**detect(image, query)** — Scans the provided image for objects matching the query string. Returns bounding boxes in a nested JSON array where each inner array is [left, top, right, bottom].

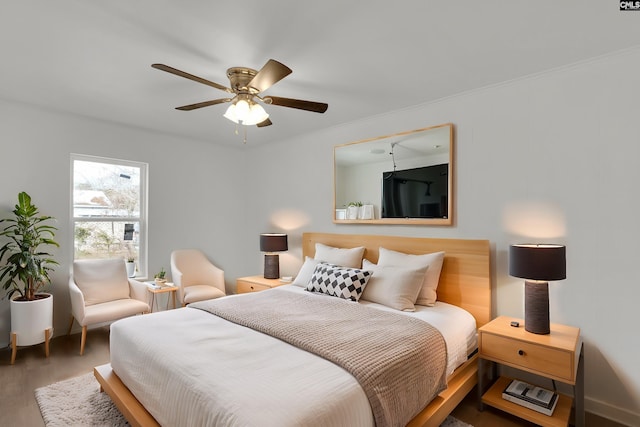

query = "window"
[[71, 154, 148, 277]]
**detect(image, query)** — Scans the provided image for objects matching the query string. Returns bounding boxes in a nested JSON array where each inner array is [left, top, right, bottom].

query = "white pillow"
[[306, 263, 372, 302], [314, 243, 365, 268], [292, 256, 321, 287], [360, 259, 427, 311], [377, 247, 445, 306]]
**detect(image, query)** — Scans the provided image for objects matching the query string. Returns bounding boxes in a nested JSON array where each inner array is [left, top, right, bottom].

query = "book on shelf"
[[502, 379, 559, 416]]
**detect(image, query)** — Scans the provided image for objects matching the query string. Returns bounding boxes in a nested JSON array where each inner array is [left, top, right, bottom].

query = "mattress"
[[109, 285, 477, 427]]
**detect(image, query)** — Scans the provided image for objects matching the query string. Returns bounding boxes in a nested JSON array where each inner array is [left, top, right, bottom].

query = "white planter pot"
[[11, 293, 54, 346], [126, 262, 136, 277], [347, 206, 359, 220], [358, 204, 374, 220]]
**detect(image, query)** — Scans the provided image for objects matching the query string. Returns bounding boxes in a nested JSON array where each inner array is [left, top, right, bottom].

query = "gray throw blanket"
[[191, 289, 447, 427]]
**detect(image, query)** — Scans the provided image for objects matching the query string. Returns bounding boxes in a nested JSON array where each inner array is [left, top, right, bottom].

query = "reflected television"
[[381, 164, 448, 219]]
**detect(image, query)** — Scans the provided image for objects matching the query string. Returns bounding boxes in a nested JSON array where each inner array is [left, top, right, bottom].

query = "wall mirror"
[[334, 123, 453, 225]]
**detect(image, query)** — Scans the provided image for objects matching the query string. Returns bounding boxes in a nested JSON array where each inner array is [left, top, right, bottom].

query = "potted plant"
[[125, 256, 136, 278], [154, 267, 167, 286], [0, 192, 59, 362], [347, 201, 362, 220]]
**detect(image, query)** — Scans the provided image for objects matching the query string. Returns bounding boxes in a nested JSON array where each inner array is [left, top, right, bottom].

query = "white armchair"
[[170, 249, 226, 306], [68, 258, 150, 355]]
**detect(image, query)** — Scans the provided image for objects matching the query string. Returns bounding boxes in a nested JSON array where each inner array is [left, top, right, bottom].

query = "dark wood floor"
[[0, 327, 622, 427]]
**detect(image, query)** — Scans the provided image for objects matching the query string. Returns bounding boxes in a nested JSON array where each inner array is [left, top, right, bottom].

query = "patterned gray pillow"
[[306, 263, 372, 301]]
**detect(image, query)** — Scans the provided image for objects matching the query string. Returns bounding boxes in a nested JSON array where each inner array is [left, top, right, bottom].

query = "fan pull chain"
[[231, 124, 248, 144]]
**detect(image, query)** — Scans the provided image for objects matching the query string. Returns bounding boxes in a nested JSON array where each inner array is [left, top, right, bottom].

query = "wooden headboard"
[[302, 232, 492, 328]]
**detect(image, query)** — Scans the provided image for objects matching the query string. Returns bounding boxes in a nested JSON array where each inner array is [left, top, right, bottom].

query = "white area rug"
[[35, 373, 128, 426], [36, 373, 473, 427]]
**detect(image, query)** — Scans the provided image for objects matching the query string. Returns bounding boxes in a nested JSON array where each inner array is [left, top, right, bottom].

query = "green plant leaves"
[[0, 191, 59, 300]]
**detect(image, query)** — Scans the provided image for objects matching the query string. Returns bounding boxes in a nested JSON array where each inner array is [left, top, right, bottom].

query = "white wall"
[[0, 101, 253, 349], [244, 48, 640, 425]]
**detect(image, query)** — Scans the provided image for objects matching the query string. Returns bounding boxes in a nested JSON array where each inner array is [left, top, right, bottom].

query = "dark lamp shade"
[[509, 244, 566, 281], [260, 233, 288, 253]]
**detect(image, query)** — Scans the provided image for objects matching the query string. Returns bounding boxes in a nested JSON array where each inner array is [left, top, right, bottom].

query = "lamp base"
[[524, 280, 550, 334], [264, 254, 280, 279]]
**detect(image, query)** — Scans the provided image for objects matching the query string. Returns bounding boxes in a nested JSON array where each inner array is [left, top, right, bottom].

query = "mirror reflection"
[[334, 123, 453, 225]]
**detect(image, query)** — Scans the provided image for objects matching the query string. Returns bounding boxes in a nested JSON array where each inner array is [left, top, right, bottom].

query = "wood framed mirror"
[[334, 123, 454, 225]]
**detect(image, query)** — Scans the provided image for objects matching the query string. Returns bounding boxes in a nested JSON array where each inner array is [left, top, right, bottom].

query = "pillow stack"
[[291, 243, 445, 310]]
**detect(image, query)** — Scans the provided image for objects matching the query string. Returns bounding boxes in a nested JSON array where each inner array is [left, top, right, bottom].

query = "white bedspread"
[[109, 285, 477, 427]]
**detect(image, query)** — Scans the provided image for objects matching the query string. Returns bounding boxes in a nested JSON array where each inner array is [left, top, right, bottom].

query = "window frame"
[[70, 153, 149, 278]]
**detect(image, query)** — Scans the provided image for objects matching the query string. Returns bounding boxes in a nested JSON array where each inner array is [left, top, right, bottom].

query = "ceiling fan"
[[151, 59, 328, 127]]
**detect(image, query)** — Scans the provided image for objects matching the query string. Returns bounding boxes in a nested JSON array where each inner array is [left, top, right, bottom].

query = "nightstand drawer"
[[481, 333, 573, 381], [236, 276, 285, 294], [237, 281, 271, 293]]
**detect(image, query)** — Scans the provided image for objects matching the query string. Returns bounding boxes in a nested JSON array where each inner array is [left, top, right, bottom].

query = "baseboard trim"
[[586, 396, 640, 427]]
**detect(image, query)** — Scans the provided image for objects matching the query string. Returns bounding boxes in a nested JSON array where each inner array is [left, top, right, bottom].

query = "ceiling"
[[2, 1, 639, 147]]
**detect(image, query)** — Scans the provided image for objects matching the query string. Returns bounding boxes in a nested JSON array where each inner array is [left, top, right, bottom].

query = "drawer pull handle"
[[250, 286, 255, 290], [518, 349, 525, 356]]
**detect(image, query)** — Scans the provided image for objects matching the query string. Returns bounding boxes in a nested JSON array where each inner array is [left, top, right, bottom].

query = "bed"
[[95, 232, 491, 427]]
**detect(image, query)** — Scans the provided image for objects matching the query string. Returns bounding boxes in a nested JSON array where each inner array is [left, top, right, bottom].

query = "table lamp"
[[509, 244, 566, 334], [260, 233, 288, 279]]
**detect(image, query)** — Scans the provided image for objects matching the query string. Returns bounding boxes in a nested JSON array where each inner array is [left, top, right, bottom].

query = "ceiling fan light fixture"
[[223, 103, 238, 122], [223, 98, 269, 126], [235, 99, 250, 117], [153, 59, 327, 129], [247, 103, 269, 125]]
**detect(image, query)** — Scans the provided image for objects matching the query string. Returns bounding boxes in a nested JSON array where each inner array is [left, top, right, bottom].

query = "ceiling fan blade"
[[265, 96, 328, 113], [175, 98, 232, 111], [256, 118, 272, 127], [248, 59, 292, 93], [152, 64, 231, 93]]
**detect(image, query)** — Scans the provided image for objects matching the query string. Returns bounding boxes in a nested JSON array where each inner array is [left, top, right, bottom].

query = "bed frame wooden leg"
[[10, 332, 17, 365], [80, 325, 87, 355]]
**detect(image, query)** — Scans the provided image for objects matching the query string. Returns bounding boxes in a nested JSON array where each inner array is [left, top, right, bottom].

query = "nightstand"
[[236, 275, 287, 294], [146, 282, 178, 312], [478, 316, 584, 427]]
